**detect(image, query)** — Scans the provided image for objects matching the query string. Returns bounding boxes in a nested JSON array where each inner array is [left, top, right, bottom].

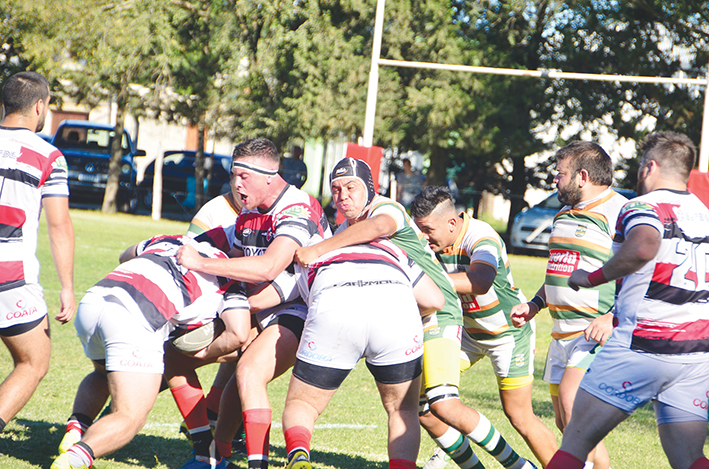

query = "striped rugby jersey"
[[234, 184, 330, 257], [438, 212, 528, 341], [89, 235, 248, 332], [187, 194, 241, 258], [188, 194, 240, 237], [0, 126, 69, 292], [544, 188, 627, 339], [612, 189, 709, 362], [295, 238, 423, 304], [337, 195, 462, 328]]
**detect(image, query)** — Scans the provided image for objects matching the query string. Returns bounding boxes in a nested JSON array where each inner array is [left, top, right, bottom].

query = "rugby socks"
[[468, 414, 528, 469], [60, 413, 93, 453], [546, 450, 584, 469], [205, 385, 224, 427], [66, 413, 92, 433], [66, 442, 95, 468], [216, 439, 232, 460], [171, 381, 214, 459], [390, 459, 417, 469], [284, 425, 311, 460], [690, 457, 709, 469], [244, 408, 272, 469], [434, 427, 484, 469]]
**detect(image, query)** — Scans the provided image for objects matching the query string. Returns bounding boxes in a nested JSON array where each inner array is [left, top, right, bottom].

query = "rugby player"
[[512, 141, 627, 469], [176, 138, 331, 469], [0, 72, 75, 433], [546, 132, 709, 469], [295, 158, 537, 469], [411, 186, 557, 468], [52, 235, 251, 469], [282, 238, 444, 469]]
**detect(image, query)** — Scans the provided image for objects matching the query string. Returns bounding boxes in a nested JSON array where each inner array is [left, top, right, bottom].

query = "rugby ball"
[[170, 319, 225, 353]]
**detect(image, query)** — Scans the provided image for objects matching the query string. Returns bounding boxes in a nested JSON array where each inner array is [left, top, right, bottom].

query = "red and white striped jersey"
[[234, 185, 330, 257], [295, 238, 424, 305], [0, 126, 69, 292], [613, 189, 709, 362], [88, 235, 248, 332]]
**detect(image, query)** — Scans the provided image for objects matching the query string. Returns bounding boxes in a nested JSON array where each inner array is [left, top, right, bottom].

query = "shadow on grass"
[[228, 444, 391, 469], [0, 418, 192, 469]]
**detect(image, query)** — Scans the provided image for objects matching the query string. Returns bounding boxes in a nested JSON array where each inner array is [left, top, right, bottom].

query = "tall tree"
[[23, 0, 180, 213]]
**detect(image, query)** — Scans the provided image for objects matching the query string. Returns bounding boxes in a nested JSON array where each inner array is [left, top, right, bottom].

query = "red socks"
[[546, 450, 584, 469], [284, 426, 311, 455], [389, 459, 416, 469], [690, 457, 709, 469], [205, 385, 224, 421], [171, 381, 209, 431], [243, 408, 272, 467]]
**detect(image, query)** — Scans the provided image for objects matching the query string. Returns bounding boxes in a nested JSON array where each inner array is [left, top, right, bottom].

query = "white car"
[[509, 188, 635, 255]]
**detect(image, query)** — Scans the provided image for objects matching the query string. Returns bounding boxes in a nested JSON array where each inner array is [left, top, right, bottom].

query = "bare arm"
[[43, 197, 75, 324], [119, 242, 140, 264], [568, 224, 661, 291], [449, 262, 496, 295], [413, 273, 445, 316], [246, 283, 285, 313], [193, 307, 251, 360], [295, 213, 397, 266], [176, 235, 299, 283]]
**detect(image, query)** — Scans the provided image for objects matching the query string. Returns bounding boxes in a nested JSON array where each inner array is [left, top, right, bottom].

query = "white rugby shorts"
[[0, 283, 47, 329], [75, 292, 167, 374], [297, 281, 423, 370], [580, 339, 709, 420], [543, 334, 600, 385]]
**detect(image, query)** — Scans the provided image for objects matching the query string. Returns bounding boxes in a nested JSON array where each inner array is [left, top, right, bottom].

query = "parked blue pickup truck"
[[52, 120, 146, 212]]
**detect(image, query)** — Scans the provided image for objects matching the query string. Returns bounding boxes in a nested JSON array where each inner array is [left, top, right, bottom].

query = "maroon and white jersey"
[[88, 235, 248, 332], [234, 185, 330, 257], [612, 189, 709, 362], [295, 238, 424, 305], [0, 126, 69, 292]]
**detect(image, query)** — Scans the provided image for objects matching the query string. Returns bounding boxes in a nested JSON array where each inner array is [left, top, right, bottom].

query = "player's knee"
[[503, 407, 531, 433]]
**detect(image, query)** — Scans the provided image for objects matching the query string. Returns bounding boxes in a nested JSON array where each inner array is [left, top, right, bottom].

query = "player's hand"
[[54, 287, 76, 324], [294, 245, 318, 267], [176, 244, 201, 270], [568, 269, 592, 291], [584, 312, 614, 345], [511, 302, 536, 328]]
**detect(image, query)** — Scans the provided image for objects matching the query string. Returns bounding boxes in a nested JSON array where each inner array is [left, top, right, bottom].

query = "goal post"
[[363, 0, 709, 171]]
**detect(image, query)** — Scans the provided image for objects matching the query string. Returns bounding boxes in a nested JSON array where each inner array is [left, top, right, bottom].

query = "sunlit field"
[[0, 210, 701, 468]]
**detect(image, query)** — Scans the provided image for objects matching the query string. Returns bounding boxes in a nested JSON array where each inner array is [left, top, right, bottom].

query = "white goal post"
[[363, 0, 709, 172]]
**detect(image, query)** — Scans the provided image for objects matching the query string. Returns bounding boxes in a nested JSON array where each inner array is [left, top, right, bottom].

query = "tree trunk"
[[102, 100, 127, 214], [426, 147, 448, 186], [505, 154, 528, 235], [194, 120, 207, 210]]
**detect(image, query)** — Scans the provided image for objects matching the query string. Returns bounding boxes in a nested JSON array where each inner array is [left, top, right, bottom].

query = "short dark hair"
[[555, 141, 613, 186], [640, 131, 695, 182], [232, 138, 279, 164], [2, 71, 50, 116], [410, 186, 455, 218]]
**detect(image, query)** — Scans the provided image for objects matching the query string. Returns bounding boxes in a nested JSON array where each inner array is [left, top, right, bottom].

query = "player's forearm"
[[598, 226, 660, 282], [47, 216, 75, 293], [313, 218, 394, 259], [451, 272, 493, 295], [192, 256, 285, 283]]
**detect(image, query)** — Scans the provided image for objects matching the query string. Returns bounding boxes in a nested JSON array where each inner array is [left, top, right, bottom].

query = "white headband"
[[232, 160, 279, 176]]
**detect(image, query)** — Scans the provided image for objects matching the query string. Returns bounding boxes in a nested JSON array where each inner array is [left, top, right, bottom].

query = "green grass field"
[[0, 210, 702, 468]]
